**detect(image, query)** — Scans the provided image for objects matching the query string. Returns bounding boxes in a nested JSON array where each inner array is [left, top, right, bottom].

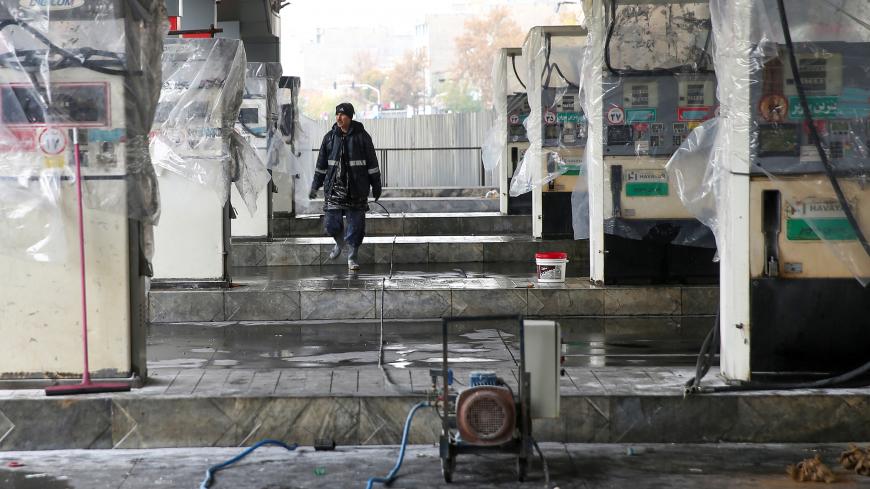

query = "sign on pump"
[[21, 0, 86, 10]]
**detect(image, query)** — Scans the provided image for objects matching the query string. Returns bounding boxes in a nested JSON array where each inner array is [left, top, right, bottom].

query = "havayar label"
[[786, 198, 858, 241], [787, 198, 854, 219], [625, 169, 668, 197]]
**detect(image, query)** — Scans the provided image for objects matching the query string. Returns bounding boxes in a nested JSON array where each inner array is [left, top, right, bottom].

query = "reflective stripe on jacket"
[[311, 120, 381, 210]]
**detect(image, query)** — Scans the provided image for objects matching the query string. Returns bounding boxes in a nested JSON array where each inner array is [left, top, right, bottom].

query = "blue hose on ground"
[[365, 401, 432, 489], [199, 439, 298, 489]]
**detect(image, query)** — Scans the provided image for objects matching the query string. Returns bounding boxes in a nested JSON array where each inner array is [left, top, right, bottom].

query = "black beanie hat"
[[335, 102, 355, 118]]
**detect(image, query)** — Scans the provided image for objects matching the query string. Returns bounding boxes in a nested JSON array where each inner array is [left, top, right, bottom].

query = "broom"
[[45, 128, 131, 396]]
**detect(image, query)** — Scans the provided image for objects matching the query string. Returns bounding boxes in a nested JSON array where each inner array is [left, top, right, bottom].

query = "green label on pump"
[[626, 108, 657, 123], [626, 182, 668, 196], [786, 218, 857, 241], [562, 164, 584, 176], [788, 96, 840, 120], [557, 112, 585, 123]]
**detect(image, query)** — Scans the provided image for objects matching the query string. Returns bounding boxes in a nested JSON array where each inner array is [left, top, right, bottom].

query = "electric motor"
[[456, 385, 516, 446]]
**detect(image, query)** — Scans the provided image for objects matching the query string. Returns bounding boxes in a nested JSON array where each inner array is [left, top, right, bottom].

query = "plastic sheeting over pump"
[[580, 0, 717, 248], [512, 26, 588, 239], [231, 62, 284, 228], [511, 27, 586, 197], [272, 75, 313, 214], [150, 38, 270, 215], [0, 0, 166, 262], [669, 0, 870, 285], [484, 47, 528, 215], [483, 48, 529, 172], [237, 62, 284, 171]]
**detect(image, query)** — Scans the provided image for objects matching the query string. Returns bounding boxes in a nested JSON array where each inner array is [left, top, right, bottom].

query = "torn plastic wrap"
[[229, 129, 270, 216], [581, 0, 717, 247], [666, 117, 722, 251], [272, 75, 301, 213], [151, 38, 269, 215], [0, 0, 166, 262], [510, 27, 586, 198], [276, 76, 301, 163], [510, 26, 588, 239], [486, 48, 528, 215], [239, 62, 282, 168], [231, 61, 282, 219], [705, 0, 870, 285], [482, 48, 511, 172], [289, 115, 317, 214]]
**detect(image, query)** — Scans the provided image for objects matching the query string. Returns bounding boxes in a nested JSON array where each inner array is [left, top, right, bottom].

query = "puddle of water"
[[461, 329, 515, 340], [150, 321, 699, 370], [259, 352, 293, 359], [451, 348, 490, 354], [281, 351, 379, 364], [0, 470, 72, 489], [148, 358, 208, 368], [422, 357, 499, 363], [211, 359, 239, 366]]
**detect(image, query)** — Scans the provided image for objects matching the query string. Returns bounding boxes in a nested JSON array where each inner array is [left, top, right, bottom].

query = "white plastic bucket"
[[535, 252, 568, 283]]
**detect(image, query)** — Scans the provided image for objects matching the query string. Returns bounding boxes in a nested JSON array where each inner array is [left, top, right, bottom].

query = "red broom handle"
[[72, 128, 91, 385]]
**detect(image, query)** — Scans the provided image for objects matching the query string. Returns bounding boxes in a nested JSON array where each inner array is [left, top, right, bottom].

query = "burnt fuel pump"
[[495, 47, 533, 216], [601, 72, 719, 283], [672, 0, 870, 383], [746, 40, 870, 374], [594, 0, 718, 284], [0, 0, 162, 381], [739, 8, 870, 376], [231, 62, 282, 239], [515, 26, 588, 239], [150, 38, 249, 286], [272, 75, 301, 216]]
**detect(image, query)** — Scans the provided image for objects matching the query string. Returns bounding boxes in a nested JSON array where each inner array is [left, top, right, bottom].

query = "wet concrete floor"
[[2, 443, 869, 488], [148, 319, 709, 371]]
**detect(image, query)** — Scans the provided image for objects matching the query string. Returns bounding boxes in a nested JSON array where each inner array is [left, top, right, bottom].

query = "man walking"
[[309, 102, 382, 270]]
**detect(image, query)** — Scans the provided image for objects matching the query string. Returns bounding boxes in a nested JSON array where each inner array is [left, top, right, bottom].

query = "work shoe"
[[328, 238, 345, 260], [347, 247, 360, 270]]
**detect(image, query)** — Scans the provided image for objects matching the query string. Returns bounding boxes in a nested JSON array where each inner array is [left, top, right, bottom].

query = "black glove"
[[308, 189, 317, 200], [373, 188, 381, 202]]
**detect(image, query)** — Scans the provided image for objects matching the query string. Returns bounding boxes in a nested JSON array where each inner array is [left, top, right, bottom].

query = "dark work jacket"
[[311, 120, 382, 210]]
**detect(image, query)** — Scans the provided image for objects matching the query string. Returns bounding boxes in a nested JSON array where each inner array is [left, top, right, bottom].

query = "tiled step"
[[148, 270, 717, 323], [232, 235, 585, 267], [146, 319, 712, 370], [2, 364, 867, 450], [299, 196, 499, 214], [273, 212, 532, 238]]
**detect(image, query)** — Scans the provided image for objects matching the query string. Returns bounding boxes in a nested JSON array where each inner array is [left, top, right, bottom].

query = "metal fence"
[[312, 112, 496, 187]]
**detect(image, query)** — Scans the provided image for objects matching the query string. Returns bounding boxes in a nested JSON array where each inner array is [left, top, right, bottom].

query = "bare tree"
[[453, 6, 525, 107], [348, 51, 387, 105], [382, 49, 428, 108]]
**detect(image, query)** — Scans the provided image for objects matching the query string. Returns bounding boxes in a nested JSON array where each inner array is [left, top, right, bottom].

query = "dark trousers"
[[324, 209, 366, 248]]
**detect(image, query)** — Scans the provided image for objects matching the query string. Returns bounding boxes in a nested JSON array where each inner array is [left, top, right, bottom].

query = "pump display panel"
[[507, 93, 529, 143], [603, 74, 717, 156], [541, 89, 586, 148], [750, 42, 870, 174], [1, 83, 109, 126]]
